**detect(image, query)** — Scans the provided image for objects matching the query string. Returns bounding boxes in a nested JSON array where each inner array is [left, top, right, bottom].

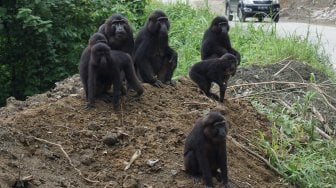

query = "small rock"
[[147, 159, 159, 167], [102, 133, 119, 146], [81, 154, 94, 166], [171, 169, 178, 176], [176, 180, 189, 188], [88, 121, 100, 131], [122, 177, 138, 188]]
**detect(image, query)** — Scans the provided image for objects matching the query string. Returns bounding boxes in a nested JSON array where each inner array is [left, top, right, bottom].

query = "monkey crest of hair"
[[89, 33, 107, 46], [184, 111, 231, 188]]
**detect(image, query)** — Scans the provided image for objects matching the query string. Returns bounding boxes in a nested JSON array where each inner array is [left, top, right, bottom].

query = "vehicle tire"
[[258, 17, 263, 22], [237, 7, 246, 22], [272, 14, 279, 23]]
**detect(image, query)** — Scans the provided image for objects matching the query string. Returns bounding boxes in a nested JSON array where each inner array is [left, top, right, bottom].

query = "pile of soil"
[[1, 61, 335, 188], [280, 0, 336, 24], [0, 76, 283, 187]]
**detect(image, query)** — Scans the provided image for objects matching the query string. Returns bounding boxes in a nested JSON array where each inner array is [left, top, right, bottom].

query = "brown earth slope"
[[0, 75, 284, 188]]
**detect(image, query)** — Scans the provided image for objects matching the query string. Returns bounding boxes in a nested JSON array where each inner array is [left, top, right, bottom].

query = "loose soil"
[[280, 0, 336, 25], [1, 60, 335, 188]]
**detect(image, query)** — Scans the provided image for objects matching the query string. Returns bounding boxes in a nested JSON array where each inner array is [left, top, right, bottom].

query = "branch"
[[228, 136, 282, 176], [32, 136, 99, 183]]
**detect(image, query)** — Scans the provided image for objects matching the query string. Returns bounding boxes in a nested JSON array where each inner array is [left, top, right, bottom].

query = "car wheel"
[[258, 17, 263, 22], [272, 14, 279, 23], [237, 7, 246, 22]]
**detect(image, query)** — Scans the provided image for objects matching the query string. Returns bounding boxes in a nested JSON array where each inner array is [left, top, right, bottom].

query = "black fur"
[[79, 33, 108, 103], [184, 112, 231, 188], [189, 53, 237, 102], [133, 10, 178, 87], [201, 16, 240, 64]]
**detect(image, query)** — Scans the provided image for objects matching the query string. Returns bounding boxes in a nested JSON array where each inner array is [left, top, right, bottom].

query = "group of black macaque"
[[79, 9, 239, 188], [79, 10, 177, 110], [185, 16, 240, 188]]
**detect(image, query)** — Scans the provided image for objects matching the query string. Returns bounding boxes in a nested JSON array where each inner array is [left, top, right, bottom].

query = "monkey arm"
[[134, 41, 160, 85], [166, 47, 178, 64], [218, 82, 227, 103], [196, 149, 214, 187], [111, 74, 122, 111], [214, 46, 229, 57], [87, 65, 97, 108], [219, 142, 229, 186], [229, 48, 241, 65]]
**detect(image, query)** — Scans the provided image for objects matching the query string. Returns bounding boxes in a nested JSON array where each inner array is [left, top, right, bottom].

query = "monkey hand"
[[85, 103, 95, 109], [165, 80, 176, 87], [224, 181, 234, 188], [152, 80, 163, 87], [169, 55, 178, 64], [127, 93, 142, 102]]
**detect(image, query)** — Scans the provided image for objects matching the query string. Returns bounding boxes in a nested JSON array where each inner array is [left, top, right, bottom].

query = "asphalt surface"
[[230, 20, 336, 68], [275, 22, 336, 68]]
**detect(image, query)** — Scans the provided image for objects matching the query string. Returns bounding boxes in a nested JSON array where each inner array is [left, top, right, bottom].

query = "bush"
[[0, 0, 147, 106]]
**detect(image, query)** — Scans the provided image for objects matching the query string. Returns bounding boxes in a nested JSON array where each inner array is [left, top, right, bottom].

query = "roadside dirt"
[[280, 0, 336, 25], [1, 60, 335, 188]]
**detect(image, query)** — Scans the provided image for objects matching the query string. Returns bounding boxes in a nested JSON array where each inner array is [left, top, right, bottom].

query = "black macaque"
[[184, 111, 232, 188], [189, 53, 237, 102], [79, 33, 143, 110], [133, 10, 178, 87], [112, 50, 144, 100], [99, 14, 134, 55], [201, 16, 240, 64], [87, 42, 122, 110], [79, 33, 109, 103]]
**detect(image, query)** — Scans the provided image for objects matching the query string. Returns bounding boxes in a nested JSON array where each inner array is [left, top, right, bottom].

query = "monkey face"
[[209, 121, 227, 142], [106, 15, 130, 39], [111, 20, 127, 38], [147, 11, 170, 35], [203, 112, 227, 143], [211, 16, 230, 35]]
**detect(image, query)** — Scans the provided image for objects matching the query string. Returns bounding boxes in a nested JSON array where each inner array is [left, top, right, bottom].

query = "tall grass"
[[144, 1, 334, 79], [253, 92, 336, 187]]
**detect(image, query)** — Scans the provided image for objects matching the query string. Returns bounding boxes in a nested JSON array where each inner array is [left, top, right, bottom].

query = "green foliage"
[[253, 91, 336, 187], [0, 0, 148, 106]]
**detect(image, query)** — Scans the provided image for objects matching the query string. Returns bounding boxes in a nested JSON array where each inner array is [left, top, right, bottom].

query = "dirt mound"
[[0, 74, 284, 187], [229, 61, 336, 131]]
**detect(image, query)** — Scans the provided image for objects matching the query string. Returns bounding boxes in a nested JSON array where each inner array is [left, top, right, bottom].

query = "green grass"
[[146, 1, 336, 187], [253, 92, 336, 187], [145, 1, 335, 79]]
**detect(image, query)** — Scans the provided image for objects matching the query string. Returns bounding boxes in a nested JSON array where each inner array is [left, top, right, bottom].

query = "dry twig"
[[228, 135, 282, 176], [315, 127, 332, 139], [32, 136, 99, 183], [124, 150, 141, 170], [273, 60, 293, 77]]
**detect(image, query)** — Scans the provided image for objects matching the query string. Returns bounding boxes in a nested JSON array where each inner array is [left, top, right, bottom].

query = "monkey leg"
[[184, 150, 201, 177], [158, 56, 177, 86]]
